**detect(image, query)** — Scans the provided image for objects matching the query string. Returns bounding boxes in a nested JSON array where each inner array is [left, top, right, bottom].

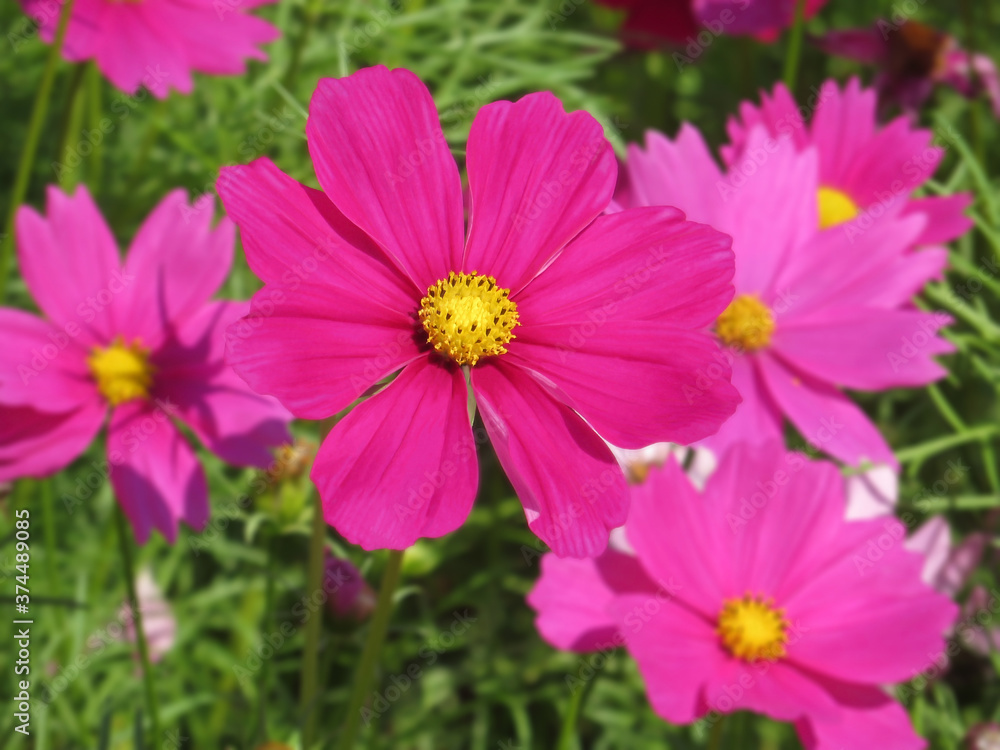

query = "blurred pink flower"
[[529, 443, 958, 749], [323, 553, 375, 622], [621, 123, 952, 467], [122, 570, 176, 663], [722, 78, 973, 245], [814, 21, 1000, 120], [19, 0, 280, 98], [845, 465, 899, 519], [0, 185, 290, 543], [217, 65, 740, 558]]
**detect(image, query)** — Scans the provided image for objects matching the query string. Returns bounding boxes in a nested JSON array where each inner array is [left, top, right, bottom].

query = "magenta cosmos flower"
[[0, 186, 290, 542], [217, 65, 740, 557], [621, 123, 953, 466], [20, 0, 279, 98], [722, 77, 973, 246], [528, 443, 958, 749]]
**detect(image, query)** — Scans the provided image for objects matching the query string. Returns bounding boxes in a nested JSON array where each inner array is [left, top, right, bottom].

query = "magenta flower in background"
[[814, 21, 1000, 121], [19, 0, 280, 98], [324, 552, 376, 622], [0, 186, 290, 542], [218, 65, 740, 558], [722, 78, 973, 245], [528, 443, 958, 749], [621, 123, 952, 466]]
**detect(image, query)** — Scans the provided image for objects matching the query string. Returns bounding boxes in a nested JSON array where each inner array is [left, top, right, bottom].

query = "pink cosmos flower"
[[814, 21, 1000, 121], [721, 77, 973, 246], [121, 569, 177, 663], [528, 443, 958, 749], [621, 123, 952, 466], [0, 185, 290, 542], [217, 65, 740, 558], [324, 552, 376, 622], [20, 0, 279, 98]]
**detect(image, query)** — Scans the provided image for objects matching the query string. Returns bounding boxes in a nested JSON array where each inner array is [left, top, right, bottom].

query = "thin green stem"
[[87, 62, 104, 191], [56, 63, 87, 190], [40, 480, 59, 597], [1, 0, 76, 303], [555, 680, 592, 750], [782, 0, 808, 92], [335, 548, 405, 750], [114, 507, 163, 744], [299, 492, 327, 748], [897, 425, 1000, 466], [707, 713, 728, 750], [255, 529, 276, 745]]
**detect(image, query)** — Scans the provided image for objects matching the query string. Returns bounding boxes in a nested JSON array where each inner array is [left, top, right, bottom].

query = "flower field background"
[[1, 0, 1000, 748]]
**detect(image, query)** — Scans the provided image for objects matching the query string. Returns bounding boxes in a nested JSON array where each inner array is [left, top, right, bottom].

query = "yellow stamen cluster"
[[88, 337, 154, 406], [419, 271, 519, 366], [817, 186, 860, 229], [715, 294, 775, 352], [717, 594, 789, 662]]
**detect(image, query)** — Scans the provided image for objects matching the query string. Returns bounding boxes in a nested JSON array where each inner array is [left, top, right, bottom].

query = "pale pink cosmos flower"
[[721, 77, 973, 246], [121, 569, 176, 663], [217, 65, 740, 558], [528, 443, 958, 749], [621, 124, 952, 467], [20, 0, 280, 98], [0, 186, 290, 542]]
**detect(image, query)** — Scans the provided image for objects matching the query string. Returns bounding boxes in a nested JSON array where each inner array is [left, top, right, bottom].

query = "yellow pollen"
[[817, 186, 860, 229], [419, 271, 519, 366], [717, 594, 789, 662], [88, 337, 154, 406], [715, 294, 775, 352]]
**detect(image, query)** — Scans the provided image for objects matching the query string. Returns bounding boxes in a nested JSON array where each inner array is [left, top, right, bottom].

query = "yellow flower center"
[[419, 271, 519, 366], [88, 337, 154, 406], [817, 186, 860, 229], [715, 294, 774, 352], [717, 594, 789, 662]]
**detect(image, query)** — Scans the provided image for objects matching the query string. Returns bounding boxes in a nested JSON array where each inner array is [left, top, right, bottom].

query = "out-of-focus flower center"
[[717, 594, 789, 662], [715, 294, 774, 352], [419, 271, 519, 366], [817, 186, 860, 229], [88, 337, 154, 406]]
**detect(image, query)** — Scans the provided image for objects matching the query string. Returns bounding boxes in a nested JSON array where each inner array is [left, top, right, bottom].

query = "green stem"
[[782, 0, 808, 92], [55, 63, 87, 191], [707, 713, 728, 750], [87, 62, 104, 191], [555, 680, 592, 750], [255, 529, 276, 745], [40, 480, 59, 597], [896, 425, 1000, 466], [114, 507, 163, 744], [299, 492, 327, 748], [335, 548, 405, 750], [1, 0, 76, 303]]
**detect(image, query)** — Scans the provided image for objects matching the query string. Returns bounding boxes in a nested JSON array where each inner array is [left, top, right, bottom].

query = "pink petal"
[[812, 29, 889, 67], [508, 322, 739, 448], [93, 6, 193, 97], [216, 157, 414, 302], [902, 194, 973, 246], [513, 205, 734, 329], [703, 354, 785, 457], [722, 83, 811, 165], [314, 358, 478, 550], [845, 465, 899, 520], [756, 354, 896, 467], [905, 517, 953, 591], [15, 185, 122, 345], [306, 66, 464, 289], [153, 301, 290, 467], [838, 116, 938, 208], [700, 660, 840, 725], [808, 78, 880, 185], [0, 402, 105, 481], [472, 360, 628, 558], [463, 92, 617, 293], [225, 280, 422, 420], [108, 401, 209, 545], [152, 1, 278, 74]]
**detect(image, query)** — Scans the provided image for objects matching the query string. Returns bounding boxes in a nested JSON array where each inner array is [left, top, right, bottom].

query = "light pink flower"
[[845, 465, 899, 519], [621, 124, 952, 466], [528, 443, 958, 749], [0, 185, 290, 542], [721, 77, 973, 246], [121, 569, 176, 663], [20, 0, 279, 98], [217, 65, 740, 558]]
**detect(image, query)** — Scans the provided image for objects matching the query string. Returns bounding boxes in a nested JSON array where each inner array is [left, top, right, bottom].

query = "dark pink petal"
[[307, 66, 464, 289], [703, 354, 785, 457], [902, 194, 973, 245], [773, 307, 952, 390], [94, 6, 193, 97], [22, 0, 106, 60], [153, 302, 290, 467], [0, 309, 96, 412], [314, 358, 477, 549], [108, 401, 209, 545], [472, 360, 628, 558], [0, 403, 105, 481], [16, 185, 122, 345], [722, 83, 811, 165], [795, 679, 923, 750], [514, 206, 734, 329], [527, 548, 656, 652], [463, 92, 617, 292], [226, 281, 422, 420], [756, 355, 896, 467], [700, 660, 839, 725], [508, 322, 739, 448], [812, 29, 889, 66], [120, 191, 234, 346], [216, 158, 414, 301]]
